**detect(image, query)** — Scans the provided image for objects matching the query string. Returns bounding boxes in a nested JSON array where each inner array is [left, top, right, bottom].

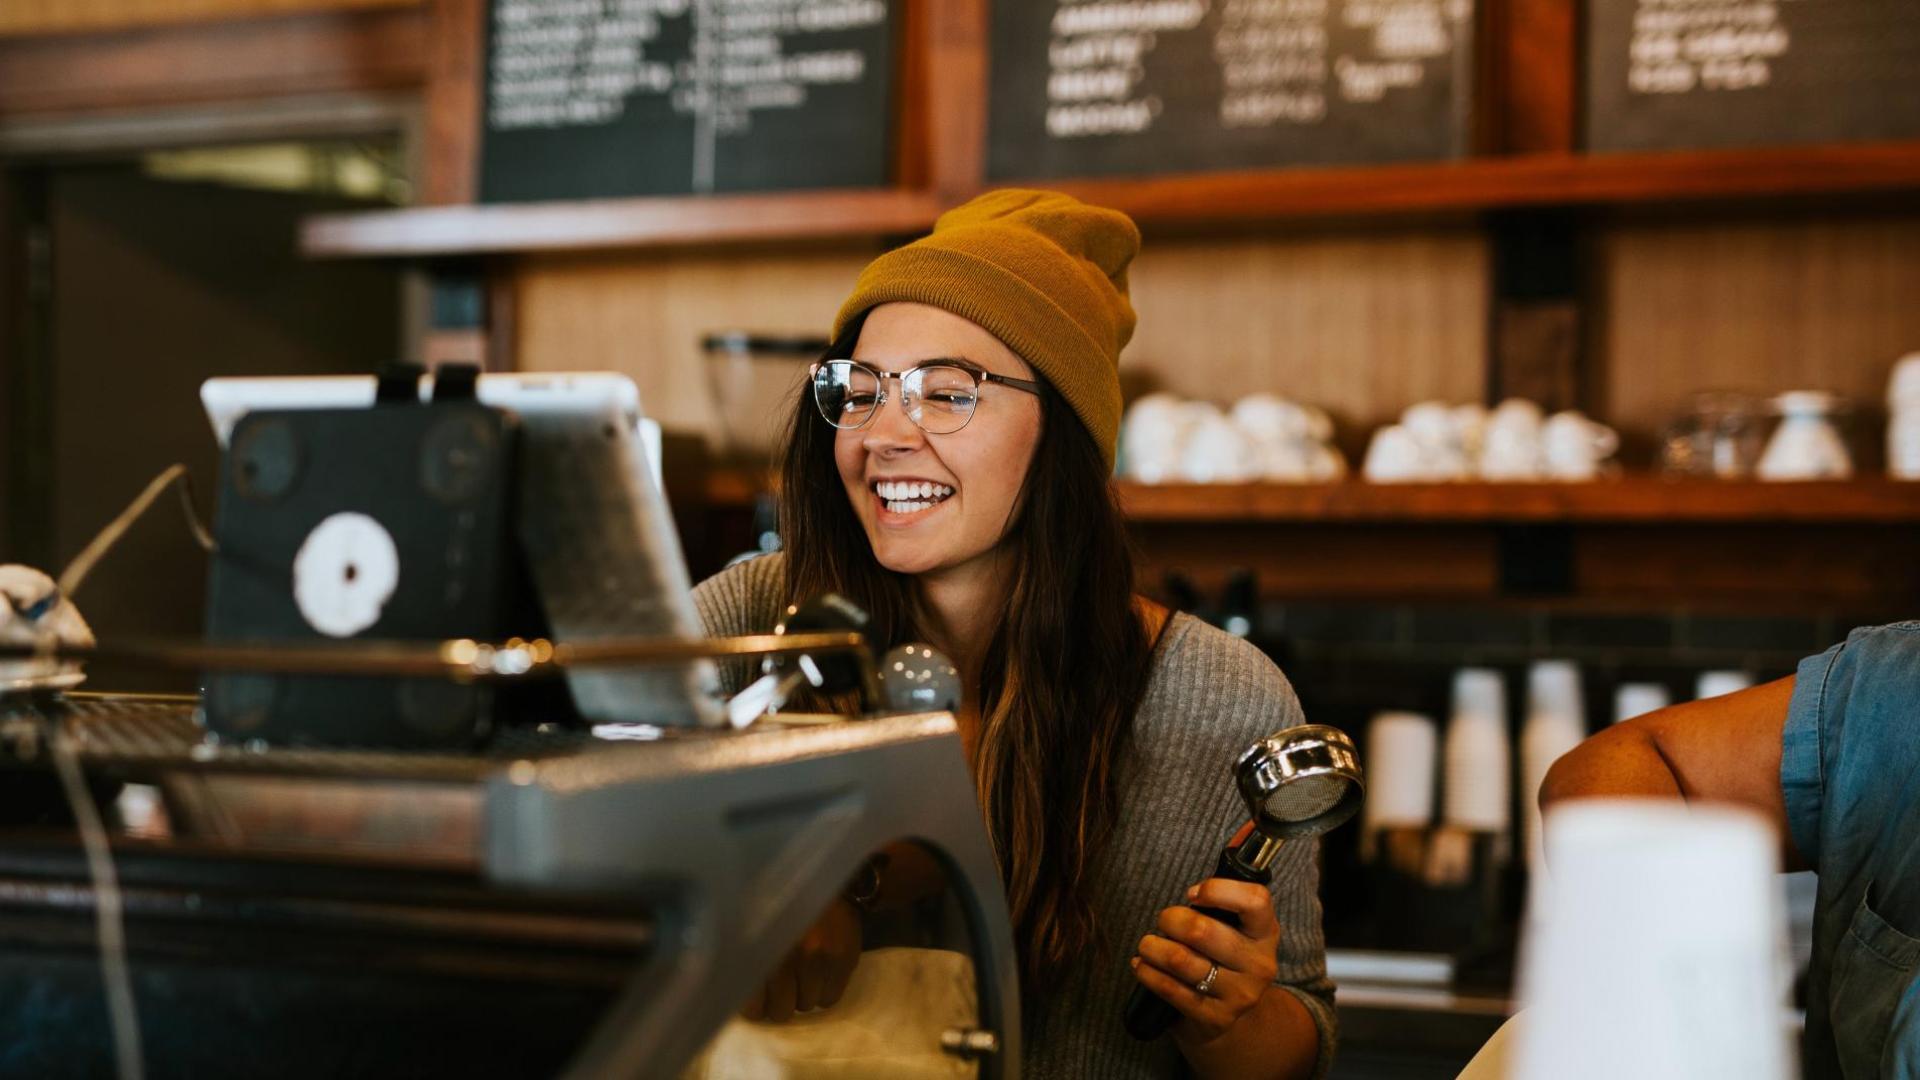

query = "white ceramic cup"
[[1889, 409, 1920, 481], [1400, 401, 1471, 480], [1231, 393, 1312, 441], [1402, 400, 1459, 446], [1176, 409, 1256, 483], [1491, 397, 1546, 431], [1512, 800, 1792, 1080], [1452, 402, 1489, 460], [1120, 393, 1192, 484], [1480, 402, 1547, 480], [1251, 439, 1311, 482], [1887, 352, 1920, 413], [1364, 424, 1426, 483], [1756, 391, 1852, 481], [1542, 412, 1619, 481], [1305, 442, 1347, 481]]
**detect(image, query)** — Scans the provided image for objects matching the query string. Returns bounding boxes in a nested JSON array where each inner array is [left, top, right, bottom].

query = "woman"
[[692, 190, 1335, 1079]]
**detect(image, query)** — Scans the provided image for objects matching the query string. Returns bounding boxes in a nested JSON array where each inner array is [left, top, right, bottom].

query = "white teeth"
[[875, 480, 954, 503]]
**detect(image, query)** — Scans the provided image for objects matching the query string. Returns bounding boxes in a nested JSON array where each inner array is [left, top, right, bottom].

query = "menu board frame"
[[477, 0, 903, 204]]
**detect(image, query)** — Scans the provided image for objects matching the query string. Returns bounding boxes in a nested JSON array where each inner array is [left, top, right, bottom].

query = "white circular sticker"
[[292, 512, 400, 638]]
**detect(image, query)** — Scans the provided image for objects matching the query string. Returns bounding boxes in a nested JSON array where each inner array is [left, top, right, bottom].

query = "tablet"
[[199, 372, 718, 728]]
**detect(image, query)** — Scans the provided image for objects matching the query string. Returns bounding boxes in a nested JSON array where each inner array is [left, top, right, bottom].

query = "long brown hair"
[[779, 310, 1157, 989]]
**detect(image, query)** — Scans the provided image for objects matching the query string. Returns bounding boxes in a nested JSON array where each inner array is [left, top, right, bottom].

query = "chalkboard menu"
[[1586, 0, 1920, 152], [987, 0, 1476, 181], [481, 0, 896, 203]]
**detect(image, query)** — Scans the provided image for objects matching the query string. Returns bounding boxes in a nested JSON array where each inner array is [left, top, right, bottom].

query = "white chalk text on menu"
[[1586, 0, 1920, 151], [989, 0, 1477, 180]]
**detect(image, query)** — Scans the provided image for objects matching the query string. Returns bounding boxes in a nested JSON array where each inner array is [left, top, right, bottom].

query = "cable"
[[45, 712, 144, 1080], [30, 462, 212, 1080], [56, 463, 214, 600]]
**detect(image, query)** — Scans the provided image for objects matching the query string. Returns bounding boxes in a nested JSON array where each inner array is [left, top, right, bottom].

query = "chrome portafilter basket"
[[1223, 723, 1364, 877]]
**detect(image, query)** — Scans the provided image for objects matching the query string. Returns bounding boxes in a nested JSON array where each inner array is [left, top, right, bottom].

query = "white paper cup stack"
[[1513, 800, 1792, 1080], [1443, 668, 1511, 839], [1696, 670, 1754, 700], [1363, 711, 1438, 835], [1612, 682, 1671, 724], [1521, 661, 1587, 872]]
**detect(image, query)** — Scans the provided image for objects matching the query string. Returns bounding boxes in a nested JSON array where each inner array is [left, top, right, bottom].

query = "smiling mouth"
[[872, 480, 955, 516]]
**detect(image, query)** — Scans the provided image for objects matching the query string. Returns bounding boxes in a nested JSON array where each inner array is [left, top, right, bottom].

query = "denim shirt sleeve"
[[1782, 639, 1845, 868], [1782, 621, 1920, 873]]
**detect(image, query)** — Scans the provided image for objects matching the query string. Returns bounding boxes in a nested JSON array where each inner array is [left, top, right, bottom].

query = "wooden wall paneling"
[[484, 259, 515, 370], [0, 6, 428, 118], [1122, 229, 1490, 456], [1488, 208, 1582, 410], [1131, 522, 1920, 607], [921, 0, 988, 197], [1573, 526, 1920, 607], [1591, 210, 1920, 463], [511, 246, 882, 449], [421, 0, 481, 205], [0, 0, 418, 38], [0, 169, 53, 565], [1130, 523, 1501, 600]]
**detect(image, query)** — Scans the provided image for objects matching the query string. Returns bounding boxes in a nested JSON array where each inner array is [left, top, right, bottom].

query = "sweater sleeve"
[[689, 552, 789, 696]]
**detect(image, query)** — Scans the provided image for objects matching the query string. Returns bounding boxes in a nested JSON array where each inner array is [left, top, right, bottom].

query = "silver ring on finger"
[[1194, 963, 1220, 996]]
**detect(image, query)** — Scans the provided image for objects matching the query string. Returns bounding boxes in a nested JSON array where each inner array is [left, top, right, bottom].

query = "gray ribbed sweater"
[[691, 553, 1337, 1079]]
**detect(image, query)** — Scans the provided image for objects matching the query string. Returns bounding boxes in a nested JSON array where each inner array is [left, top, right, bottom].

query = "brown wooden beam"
[[888, 0, 930, 191], [1490, 0, 1577, 154], [0, 7, 428, 118], [922, 0, 987, 198], [420, 0, 481, 204]]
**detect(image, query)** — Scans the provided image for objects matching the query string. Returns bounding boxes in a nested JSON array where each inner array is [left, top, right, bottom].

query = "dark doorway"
[[4, 145, 405, 690]]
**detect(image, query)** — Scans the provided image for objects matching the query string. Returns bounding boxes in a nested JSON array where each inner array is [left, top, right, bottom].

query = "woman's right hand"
[[741, 897, 863, 1022]]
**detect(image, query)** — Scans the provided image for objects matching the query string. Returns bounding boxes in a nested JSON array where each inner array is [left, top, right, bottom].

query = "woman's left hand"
[[1131, 877, 1281, 1043]]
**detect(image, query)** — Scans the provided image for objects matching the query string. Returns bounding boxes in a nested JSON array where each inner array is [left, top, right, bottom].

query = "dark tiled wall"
[[1250, 600, 1900, 738]]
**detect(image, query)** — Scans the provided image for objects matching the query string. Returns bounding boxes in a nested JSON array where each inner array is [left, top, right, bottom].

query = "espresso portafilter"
[[1123, 723, 1364, 1040], [724, 593, 880, 727]]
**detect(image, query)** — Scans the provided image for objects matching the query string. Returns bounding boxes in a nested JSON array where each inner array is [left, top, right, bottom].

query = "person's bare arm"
[[1538, 675, 1806, 871]]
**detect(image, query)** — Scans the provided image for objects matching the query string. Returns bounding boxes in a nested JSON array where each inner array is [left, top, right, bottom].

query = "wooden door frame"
[[0, 9, 430, 560]]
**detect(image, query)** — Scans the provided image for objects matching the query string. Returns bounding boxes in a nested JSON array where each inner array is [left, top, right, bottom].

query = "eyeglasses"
[[810, 358, 1041, 435]]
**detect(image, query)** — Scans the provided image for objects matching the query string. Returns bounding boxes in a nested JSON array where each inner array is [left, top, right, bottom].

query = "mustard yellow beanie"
[[831, 189, 1140, 469]]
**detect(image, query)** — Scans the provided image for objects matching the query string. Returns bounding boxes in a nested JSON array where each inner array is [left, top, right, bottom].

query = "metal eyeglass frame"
[[810, 358, 1042, 435]]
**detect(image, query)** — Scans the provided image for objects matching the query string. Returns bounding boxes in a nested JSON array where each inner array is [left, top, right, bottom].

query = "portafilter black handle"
[[1121, 841, 1273, 1040]]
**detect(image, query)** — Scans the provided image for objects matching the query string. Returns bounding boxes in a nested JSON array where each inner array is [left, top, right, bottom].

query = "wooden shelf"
[[300, 187, 946, 258], [1034, 142, 1920, 229], [1116, 477, 1920, 524], [301, 142, 1920, 258], [702, 471, 1920, 524]]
